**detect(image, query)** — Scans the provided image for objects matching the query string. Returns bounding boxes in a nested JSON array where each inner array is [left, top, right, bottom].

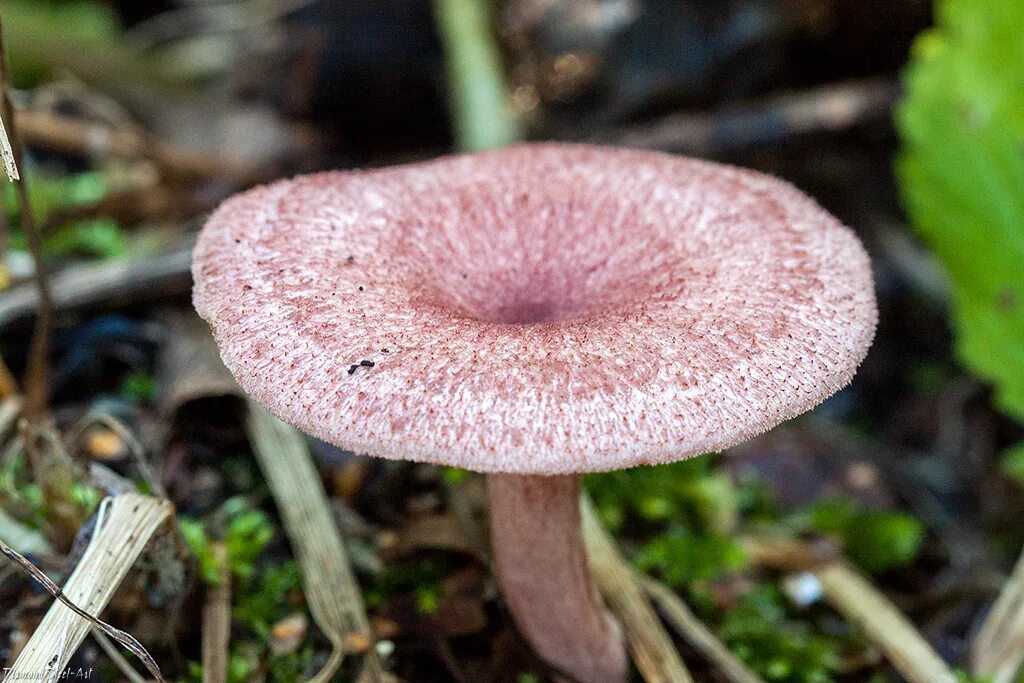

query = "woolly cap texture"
[[193, 143, 877, 474]]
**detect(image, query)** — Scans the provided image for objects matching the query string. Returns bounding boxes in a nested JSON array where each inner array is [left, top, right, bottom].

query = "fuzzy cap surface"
[[193, 143, 877, 474]]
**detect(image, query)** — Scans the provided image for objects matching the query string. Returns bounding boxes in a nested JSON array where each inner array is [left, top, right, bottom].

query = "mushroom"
[[193, 143, 876, 683]]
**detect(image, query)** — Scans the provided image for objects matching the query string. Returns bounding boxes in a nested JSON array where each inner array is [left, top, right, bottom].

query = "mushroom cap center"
[[391, 173, 708, 326]]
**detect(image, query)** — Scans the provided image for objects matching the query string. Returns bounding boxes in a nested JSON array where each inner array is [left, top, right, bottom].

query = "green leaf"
[[896, 0, 1024, 423]]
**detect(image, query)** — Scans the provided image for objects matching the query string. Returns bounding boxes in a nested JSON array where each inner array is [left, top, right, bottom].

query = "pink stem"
[[487, 473, 627, 683]]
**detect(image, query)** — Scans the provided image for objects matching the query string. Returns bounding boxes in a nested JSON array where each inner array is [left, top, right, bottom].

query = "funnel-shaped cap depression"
[[193, 144, 876, 474]]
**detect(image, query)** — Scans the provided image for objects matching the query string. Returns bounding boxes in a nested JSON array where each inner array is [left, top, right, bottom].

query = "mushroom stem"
[[487, 473, 627, 683]]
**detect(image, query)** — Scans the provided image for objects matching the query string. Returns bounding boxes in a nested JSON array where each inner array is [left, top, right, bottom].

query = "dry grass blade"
[[971, 548, 1024, 683], [642, 577, 765, 683], [744, 536, 958, 683], [202, 542, 231, 683], [580, 494, 694, 683], [0, 101, 16, 180], [3, 493, 173, 681], [246, 402, 386, 683]]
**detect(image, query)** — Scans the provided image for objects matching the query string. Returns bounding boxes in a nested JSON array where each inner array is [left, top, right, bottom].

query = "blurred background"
[[0, 1, 1022, 682]]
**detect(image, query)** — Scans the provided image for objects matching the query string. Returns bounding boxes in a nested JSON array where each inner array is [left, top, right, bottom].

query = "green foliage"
[[719, 586, 847, 683], [183, 650, 256, 683], [233, 561, 304, 638], [441, 466, 470, 486], [0, 451, 99, 530], [794, 498, 925, 573], [0, 1, 120, 85], [266, 646, 317, 682], [955, 672, 993, 683], [3, 172, 127, 259], [633, 527, 747, 586], [179, 498, 276, 585], [586, 459, 749, 585], [896, 0, 1024, 427], [119, 372, 157, 404]]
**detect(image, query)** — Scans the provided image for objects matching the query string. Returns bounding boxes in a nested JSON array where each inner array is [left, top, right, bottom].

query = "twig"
[[3, 493, 173, 681], [246, 402, 387, 683], [0, 18, 52, 418], [580, 494, 694, 683], [127, 0, 325, 46], [0, 237, 194, 328], [14, 108, 258, 183], [432, 0, 520, 151], [66, 411, 167, 498], [92, 630, 150, 683], [202, 542, 231, 683], [971, 548, 1024, 683], [743, 535, 958, 683], [642, 577, 765, 683], [597, 78, 898, 155]]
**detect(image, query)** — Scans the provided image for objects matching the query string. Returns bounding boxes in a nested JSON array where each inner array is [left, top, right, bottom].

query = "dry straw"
[[581, 494, 694, 683], [3, 493, 173, 681], [246, 402, 385, 682]]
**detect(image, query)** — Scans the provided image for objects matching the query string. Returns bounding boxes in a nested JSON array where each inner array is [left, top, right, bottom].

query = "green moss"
[[179, 498, 276, 585], [719, 585, 851, 683], [234, 561, 304, 638], [794, 498, 925, 574], [586, 459, 749, 586]]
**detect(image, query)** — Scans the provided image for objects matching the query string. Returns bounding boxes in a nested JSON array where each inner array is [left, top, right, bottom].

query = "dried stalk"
[[642, 577, 765, 683], [3, 493, 173, 681], [202, 542, 231, 683], [0, 19, 52, 418], [66, 411, 166, 497], [580, 494, 693, 683], [971, 549, 1024, 683], [246, 402, 386, 682], [744, 535, 958, 683], [0, 238, 193, 327], [14, 108, 257, 182], [599, 78, 897, 156]]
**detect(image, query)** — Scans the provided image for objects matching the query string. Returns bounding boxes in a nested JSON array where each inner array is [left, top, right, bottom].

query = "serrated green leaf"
[[896, 0, 1024, 422]]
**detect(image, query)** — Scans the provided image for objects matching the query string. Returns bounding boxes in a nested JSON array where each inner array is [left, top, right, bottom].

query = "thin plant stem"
[[0, 18, 53, 419], [432, 0, 521, 151]]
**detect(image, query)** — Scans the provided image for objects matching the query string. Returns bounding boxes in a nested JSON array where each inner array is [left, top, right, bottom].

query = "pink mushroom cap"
[[193, 143, 877, 475]]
